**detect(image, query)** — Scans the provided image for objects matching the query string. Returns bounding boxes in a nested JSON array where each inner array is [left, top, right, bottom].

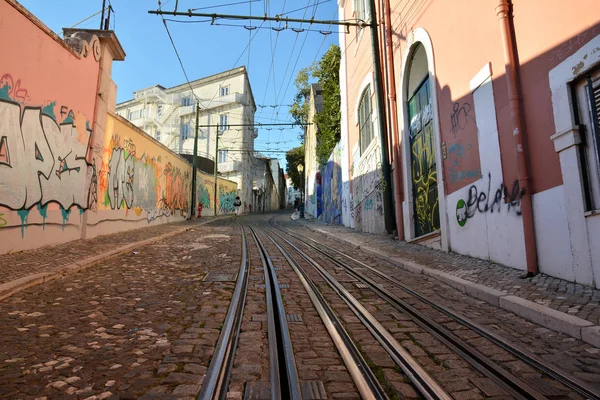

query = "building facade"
[[337, 0, 600, 287], [304, 84, 324, 219], [115, 67, 258, 213]]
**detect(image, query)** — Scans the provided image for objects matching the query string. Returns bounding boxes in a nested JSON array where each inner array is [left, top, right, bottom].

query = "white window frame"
[[357, 86, 374, 156], [218, 149, 228, 163], [219, 114, 229, 132], [220, 85, 230, 97], [181, 123, 190, 140]]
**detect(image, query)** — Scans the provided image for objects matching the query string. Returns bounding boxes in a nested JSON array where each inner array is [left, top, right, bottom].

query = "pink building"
[[338, 0, 600, 286]]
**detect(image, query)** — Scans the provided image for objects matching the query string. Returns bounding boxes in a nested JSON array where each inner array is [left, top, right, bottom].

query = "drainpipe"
[[382, 0, 404, 240], [368, 0, 395, 234], [496, 0, 538, 276]]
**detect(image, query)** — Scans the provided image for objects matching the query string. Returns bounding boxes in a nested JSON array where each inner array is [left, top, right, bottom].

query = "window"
[[156, 130, 161, 142], [181, 123, 190, 141], [129, 108, 145, 120], [575, 68, 600, 211], [354, 0, 368, 22], [157, 105, 163, 117], [219, 114, 229, 132], [181, 96, 193, 106], [218, 150, 228, 163], [358, 87, 374, 155], [220, 85, 230, 97]]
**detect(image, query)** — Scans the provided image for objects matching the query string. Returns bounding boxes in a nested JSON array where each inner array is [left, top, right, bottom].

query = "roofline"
[[116, 66, 256, 111]]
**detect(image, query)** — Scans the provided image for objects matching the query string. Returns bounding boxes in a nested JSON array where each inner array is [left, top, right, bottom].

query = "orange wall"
[[0, 0, 100, 253]]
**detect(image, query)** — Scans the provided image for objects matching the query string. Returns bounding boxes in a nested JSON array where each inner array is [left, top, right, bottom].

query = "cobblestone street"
[[0, 213, 599, 399]]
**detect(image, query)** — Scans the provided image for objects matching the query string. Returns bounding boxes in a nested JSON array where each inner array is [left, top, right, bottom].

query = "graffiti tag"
[[450, 102, 476, 136], [456, 173, 525, 227]]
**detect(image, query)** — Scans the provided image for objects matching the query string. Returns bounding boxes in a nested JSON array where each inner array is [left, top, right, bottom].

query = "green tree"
[[314, 45, 341, 165], [288, 44, 341, 165], [289, 65, 316, 142], [285, 145, 305, 189]]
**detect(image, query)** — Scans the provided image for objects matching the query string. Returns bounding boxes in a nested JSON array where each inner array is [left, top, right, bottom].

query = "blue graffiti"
[[447, 143, 481, 184], [17, 209, 29, 238]]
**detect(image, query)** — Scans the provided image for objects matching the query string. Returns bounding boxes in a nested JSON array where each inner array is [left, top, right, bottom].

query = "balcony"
[[218, 160, 242, 173], [179, 104, 195, 116], [134, 87, 181, 104], [197, 93, 247, 111]]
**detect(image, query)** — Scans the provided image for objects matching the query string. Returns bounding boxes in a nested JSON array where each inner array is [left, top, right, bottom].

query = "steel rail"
[[197, 225, 250, 400], [266, 227, 452, 400], [248, 226, 282, 399], [248, 226, 302, 400], [278, 222, 600, 399], [258, 227, 389, 400]]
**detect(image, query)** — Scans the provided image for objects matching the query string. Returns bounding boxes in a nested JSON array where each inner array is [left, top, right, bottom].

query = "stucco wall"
[[86, 112, 237, 238], [0, 1, 237, 255], [0, 0, 101, 253]]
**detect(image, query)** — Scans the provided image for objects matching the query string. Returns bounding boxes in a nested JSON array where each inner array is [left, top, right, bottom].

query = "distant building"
[[115, 66, 258, 211], [304, 83, 324, 218]]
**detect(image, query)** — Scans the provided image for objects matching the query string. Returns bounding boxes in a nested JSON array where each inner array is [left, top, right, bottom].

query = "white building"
[[115, 66, 258, 211]]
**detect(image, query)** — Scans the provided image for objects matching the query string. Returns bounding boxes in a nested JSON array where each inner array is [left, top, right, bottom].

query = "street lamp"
[[297, 163, 305, 219]]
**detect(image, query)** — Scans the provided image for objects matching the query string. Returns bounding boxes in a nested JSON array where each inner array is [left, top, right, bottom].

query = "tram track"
[[270, 217, 600, 399]]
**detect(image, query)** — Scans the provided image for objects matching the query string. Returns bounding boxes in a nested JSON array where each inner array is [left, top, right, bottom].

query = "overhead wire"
[[190, 0, 260, 12], [157, 0, 202, 105]]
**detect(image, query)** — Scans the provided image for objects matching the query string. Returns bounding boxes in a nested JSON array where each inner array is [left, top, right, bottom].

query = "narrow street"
[[1, 213, 599, 399]]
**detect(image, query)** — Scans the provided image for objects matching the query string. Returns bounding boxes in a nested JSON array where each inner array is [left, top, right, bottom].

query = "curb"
[[0, 218, 216, 302], [305, 224, 600, 348]]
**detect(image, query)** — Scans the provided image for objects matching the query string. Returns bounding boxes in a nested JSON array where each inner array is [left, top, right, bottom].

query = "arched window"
[[358, 86, 374, 155]]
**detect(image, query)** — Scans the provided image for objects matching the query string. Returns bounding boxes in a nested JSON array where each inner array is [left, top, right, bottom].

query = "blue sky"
[[19, 0, 340, 170]]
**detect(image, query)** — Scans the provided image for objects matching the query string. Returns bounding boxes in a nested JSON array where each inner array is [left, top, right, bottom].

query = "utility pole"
[[100, 0, 106, 29], [190, 103, 200, 218], [213, 124, 219, 216], [368, 0, 395, 234]]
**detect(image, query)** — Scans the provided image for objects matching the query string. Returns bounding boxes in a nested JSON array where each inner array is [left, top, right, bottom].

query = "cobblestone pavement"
[[0, 217, 230, 287], [0, 221, 191, 286], [293, 216, 600, 325], [0, 222, 240, 399], [2, 212, 600, 399], [271, 220, 600, 398]]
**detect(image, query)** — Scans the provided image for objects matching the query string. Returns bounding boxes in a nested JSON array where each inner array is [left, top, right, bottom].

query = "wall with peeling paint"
[[0, 0, 100, 253], [0, 1, 237, 254], [85, 113, 237, 239]]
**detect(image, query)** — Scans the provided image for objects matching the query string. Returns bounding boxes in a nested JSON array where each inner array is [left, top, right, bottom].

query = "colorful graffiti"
[[322, 143, 343, 224], [409, 78, 439, 237], [447, 143, 481, 184], [99, 116, 191, 223], [0, 76, 96, 237], [218, 186, 236, 213]]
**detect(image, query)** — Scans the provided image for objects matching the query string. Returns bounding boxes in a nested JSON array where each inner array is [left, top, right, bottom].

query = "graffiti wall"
[[0, 0, 101, 253], [322, 143, 343, 224], [89, 113, 191, 233], [351, 143, 386, 234], [87, 113, 238, 236], [446, 75, 526, 269]]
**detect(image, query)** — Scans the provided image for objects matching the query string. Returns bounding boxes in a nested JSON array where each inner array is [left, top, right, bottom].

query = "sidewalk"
[[294, 217, 600, 348], [0, 216, 225, 301]]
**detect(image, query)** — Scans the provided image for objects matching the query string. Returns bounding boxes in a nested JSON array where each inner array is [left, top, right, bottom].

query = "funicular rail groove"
[[197, 224, 250, 400], [258, 223, 453, 400], [271, 218, 600, 400], [247, 226, 302, 400]]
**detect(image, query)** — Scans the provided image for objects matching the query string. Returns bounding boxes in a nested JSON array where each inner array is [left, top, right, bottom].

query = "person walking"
[[234, 196, 242, 217]]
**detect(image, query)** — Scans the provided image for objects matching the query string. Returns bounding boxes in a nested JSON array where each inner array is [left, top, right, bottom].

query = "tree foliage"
[[289, 44, 341, 165], [289, 65, 315, 142], [285, 145, 305, 189], [314, 45, 341, 165]]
